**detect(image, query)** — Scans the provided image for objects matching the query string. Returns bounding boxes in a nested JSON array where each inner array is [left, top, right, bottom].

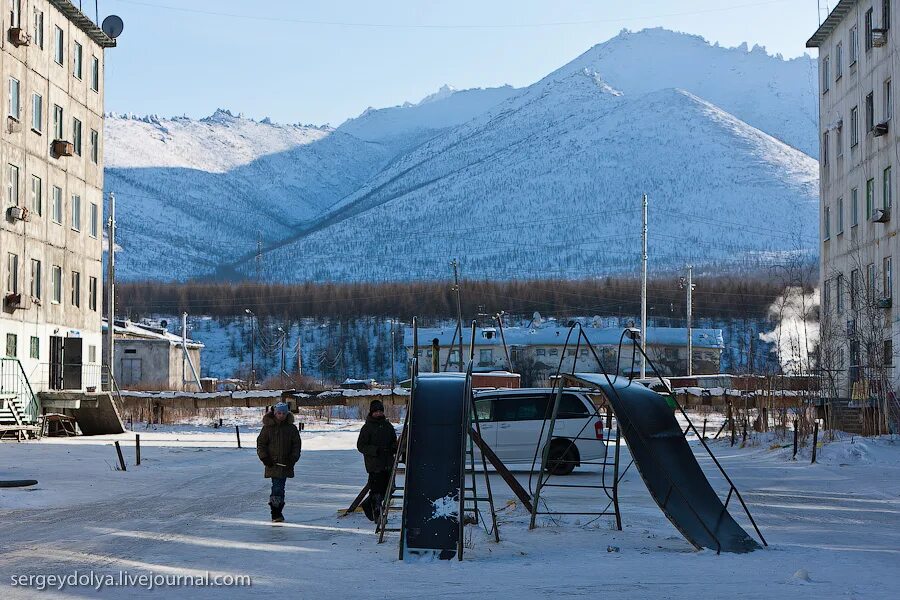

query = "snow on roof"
[[102, 319, 204, 349], [404, 326, 723, 350]]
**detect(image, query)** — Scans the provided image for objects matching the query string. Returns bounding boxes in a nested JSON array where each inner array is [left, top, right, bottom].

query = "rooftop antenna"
[[101, 15, 125, 39]]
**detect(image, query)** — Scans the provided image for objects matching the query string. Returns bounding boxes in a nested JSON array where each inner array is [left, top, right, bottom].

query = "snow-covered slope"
[[336, 84, 519, 150], [105, 111, 392, 279], [249, 68, 818, 282], [557, 28, 819, 156]]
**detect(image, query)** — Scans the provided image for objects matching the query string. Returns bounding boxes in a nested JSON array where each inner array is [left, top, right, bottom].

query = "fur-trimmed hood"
[[262, 411, 295, 427]]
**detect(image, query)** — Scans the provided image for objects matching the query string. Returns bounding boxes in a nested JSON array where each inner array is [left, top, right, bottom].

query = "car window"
[[494, 395, 551, 421], [558, 394, 591, 419], [474, 398, 494, 422]]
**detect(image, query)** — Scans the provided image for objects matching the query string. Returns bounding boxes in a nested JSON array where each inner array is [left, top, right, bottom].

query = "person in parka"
[[256, 402, 302, 522], [356, 399, 398, 522]]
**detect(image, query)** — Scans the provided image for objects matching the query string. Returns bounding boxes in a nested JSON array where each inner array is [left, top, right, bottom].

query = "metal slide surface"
[[401, 374, 467, 560], [573, 373, 760, 553]]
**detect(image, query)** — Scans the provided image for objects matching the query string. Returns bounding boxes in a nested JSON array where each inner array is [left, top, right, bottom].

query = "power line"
[[111, 0, 801, 30]]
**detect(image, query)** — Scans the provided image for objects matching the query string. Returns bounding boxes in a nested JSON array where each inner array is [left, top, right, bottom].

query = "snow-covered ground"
[[1, 423, 898, 599]]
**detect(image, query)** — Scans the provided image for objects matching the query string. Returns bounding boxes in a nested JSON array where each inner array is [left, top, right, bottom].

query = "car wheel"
[[545, 440, 577, 476]]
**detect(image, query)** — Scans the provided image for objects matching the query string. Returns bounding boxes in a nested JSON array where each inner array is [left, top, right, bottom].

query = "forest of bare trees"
[[114, 275, 792, 322]]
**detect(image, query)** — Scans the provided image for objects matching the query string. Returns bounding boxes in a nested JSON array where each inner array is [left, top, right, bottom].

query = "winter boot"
[[269, 496, 285, 523], [371, 494, 384, 525]]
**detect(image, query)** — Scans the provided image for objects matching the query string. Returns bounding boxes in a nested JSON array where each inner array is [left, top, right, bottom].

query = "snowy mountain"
[[246, 68, 818, 282], [104, 28, 820, 282], [105, 111, 392, 279]]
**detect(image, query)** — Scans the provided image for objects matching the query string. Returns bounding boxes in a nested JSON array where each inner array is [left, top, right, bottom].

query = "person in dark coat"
[[256, 402, 302, 522], [356, 399, 398, 522]]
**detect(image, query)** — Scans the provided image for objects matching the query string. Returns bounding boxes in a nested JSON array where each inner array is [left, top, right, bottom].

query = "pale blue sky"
[[102, 0, 820, 126]]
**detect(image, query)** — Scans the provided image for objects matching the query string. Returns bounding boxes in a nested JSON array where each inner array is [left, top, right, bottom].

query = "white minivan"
[[472, 388, 607, 475]]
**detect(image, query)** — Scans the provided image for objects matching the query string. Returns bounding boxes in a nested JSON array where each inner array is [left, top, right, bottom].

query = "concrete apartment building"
[[0, 1, 114, 424], [809, 1, 898, 398]]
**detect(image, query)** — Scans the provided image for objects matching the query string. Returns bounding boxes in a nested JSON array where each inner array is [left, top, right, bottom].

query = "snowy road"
[[1, 427, 898, 599]]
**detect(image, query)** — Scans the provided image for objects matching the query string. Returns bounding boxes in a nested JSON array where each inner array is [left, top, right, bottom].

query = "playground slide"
[[401, 373, 468, 560], [573, 373, 761, 554]]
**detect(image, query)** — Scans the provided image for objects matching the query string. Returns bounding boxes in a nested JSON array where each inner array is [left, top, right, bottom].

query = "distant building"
[[808, 2, 898, 397], [102, 320, 203, 391], [405, 325, 724, 381]]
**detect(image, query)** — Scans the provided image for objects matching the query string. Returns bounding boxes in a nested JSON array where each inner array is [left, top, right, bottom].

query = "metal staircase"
[[0, 358, 41, 440]]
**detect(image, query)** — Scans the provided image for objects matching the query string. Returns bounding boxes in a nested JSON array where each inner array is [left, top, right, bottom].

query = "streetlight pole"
[[277, 326, 287, 376], [245, 308, 256, 386]]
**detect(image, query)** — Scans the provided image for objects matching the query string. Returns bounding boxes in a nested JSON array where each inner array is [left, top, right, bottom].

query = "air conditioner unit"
[[6, 116, 21, 134], [8, 27, 30, 47], [4, 293, 29, 310], [873, 28, 889, 47], [874, 121, 890, 136], [7, 206, 28, 221], [52, 139, 74, 157], [878, 296, 893, 309], [872, 207, 891, 223]]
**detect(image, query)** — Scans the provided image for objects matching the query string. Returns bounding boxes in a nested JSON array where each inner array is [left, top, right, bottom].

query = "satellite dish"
[[101, 15, 124, 39]]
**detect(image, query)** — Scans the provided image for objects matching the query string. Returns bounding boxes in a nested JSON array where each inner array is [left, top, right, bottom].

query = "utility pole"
[[255, 233, 263, 282], [278, 327, 287, 375], [245, 308, 256, 386], [640, 193, 648, 379], [390, 319, 396, 389], [686, 265, 694, 377], [296, 331, 303, 376], [105, 192, 116, 380], [450, 259, 464, 372], [182, 312, 201, 390]]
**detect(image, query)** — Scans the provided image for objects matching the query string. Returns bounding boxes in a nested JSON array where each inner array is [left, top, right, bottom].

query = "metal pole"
[[390, 319, 395, 389], [496, 312, 511, 370], [106, 192, 116, 379], [640, 194, 648, 379], [687, 264, 693, 377], [245, 309, 255, 386], [451, 259, 464, 373]]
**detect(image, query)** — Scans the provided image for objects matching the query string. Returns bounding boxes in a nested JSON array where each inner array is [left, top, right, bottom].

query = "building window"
[[90, 129, 99, 164], [884, 256, 893, 299], [51, 186, 62, 224], [885, 340, 894, 366], [823, 280, 831, 312], [91, 56, 99, 92], [866, 92, 875, 131], [7, 77, 21, 122], [30, 258, 40, 300], [88, 276, 97, 311], [479, 348, 493, 364], [837, 196, 844, 234], [850, 25, 859, 63], [54, 26, 64, 65], [52, 104, 63, 140], [72, 118, 82, 155], [836, 42, 843, 79], [851, 187, 859, 226], [7, 164, 18, 205], [73, 42, 83, 79], [31, 175, 41, 216], [836, 123, 843, 157], [866, 7, 874, 51], [867, 178, 875, 219], [33, 7, 43, 49], [32, 93, 42, 133], [90, 202, 98, 237], [867, 263, 877, 302], [29, 336, 39, 359], [823, 56, 830, 93], [886, 79, 893, 120], [824, 206, 831, 240], [51, 265, 61, 303], [851, 269, 860, 310], [88, 344, 97, 363], [6, 334, 17, 358], [549, 349, 559, 356], [885, 166, 893, 208], [885, 0, 892, 31], [851, 106, 859, 146], [822, 130, 829, 165], [536, 348, 546, 356], [6, 253, 18, 294], [9, 0, 20, 27], [71, 194, 81, 231], [837, 274, 845, 312], [71, 271, 81, 308]]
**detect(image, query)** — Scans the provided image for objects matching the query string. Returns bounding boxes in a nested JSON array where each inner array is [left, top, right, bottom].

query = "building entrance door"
[[62, 337, 83, 390]]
